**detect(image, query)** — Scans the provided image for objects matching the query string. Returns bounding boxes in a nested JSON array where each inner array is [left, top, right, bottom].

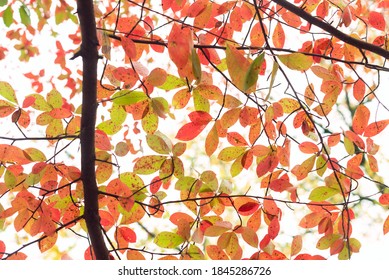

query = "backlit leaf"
[[133, 155, 166, 175], [272, 22, 285, 48], [176, 122, 208, 141], [168, 23, 193, 69], [206, 245, 229, 260], [278, 53, 313, 71], [291, 235, 303, 256], [364, 120, 389, 137], [384, 215, 389, 235], [0, 81, 17, 104], [243, 52, 265, 91], [226, 44, 250, 91], [352, 105, 370, 135], [112, 90, 148, 105], [218, 146, 246, 161], [309, 186, 339, 202], [368, 11, 386, 31], [154, 231, 184, 248]]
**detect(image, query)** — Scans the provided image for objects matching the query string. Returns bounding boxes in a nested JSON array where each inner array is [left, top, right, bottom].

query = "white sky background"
[[0, 0, 389, 260]]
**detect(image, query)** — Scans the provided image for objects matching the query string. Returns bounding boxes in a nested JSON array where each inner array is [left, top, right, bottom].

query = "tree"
[[0, 0, 388, 260]]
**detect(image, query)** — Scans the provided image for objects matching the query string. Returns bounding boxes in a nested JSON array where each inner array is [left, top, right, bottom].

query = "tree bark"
[[76, 0, 109, 260]]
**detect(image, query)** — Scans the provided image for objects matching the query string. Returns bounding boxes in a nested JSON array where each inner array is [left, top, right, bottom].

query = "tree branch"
[[271, 0, 389, 59], [76, 0, 109, 260]]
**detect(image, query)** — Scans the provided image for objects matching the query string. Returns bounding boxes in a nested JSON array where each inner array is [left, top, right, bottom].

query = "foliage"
[[0, 0, 389, 260]]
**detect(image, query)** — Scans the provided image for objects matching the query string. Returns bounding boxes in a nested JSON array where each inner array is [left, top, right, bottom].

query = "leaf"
[[218, 146, 247, 161], [278, 53, 313, 71], [205, 123, 219, 156], [291, 235, 303, 256], [241, 226, 259, 248], [112, 90, 148, 105], [19, 4, 31, 26], [191, 49, 202, 82], [187, 0, 208, 17], [278, 98, 300, 114], [133, 155, 166, 175], [154, 231, 184, 248], [227, 132, 248, 147], [316, 234, 342, 250], [268, 218, 280, 239], [3, 5, 13, 27], [299, 141, 319, 154], [299, 212, 325, 229], [272, 22, 285, 48], [168, 23, 192, 69], [309, 186, 339, 202], [226, 44, 250, 91], [352, 105, 370, 135], [157, 74, 187, 90], [384, 215, 389, 235], [379, 193, 389, 205], [353, 79, 365, 101], [0, 81, 17, 104], [368, 11, 386, 31], [0, 240, 5, 259], [364, 120, 389, 137], [243, 52, 265, 91], [146, 133, 171, 154], [39, 232, 58, 253], [95, 130, 111, 151], [206, 245, 229, 260], [176, 122, 207, 141], [121, 36, 137, 59]]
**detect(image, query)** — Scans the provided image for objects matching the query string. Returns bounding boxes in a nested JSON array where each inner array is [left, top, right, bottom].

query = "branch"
[[76, 0, 109, 260], [271, 0, 389, 59]]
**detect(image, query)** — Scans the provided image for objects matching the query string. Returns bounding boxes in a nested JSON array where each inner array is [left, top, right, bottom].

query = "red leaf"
[[176, 122, 208, 141], [95, 130, 111, 151], [268, 218, 280, 239], [188, 111, 212, 125], [0, 240, 5, 259], [118, 227, 137, 243], [364, 120, 389, 137], [121, 36, 137, 59], [379, 193, 389, 205], [237, 201, 260, 216], [168, 24, 193, 69], [368, 11, 386, 31]]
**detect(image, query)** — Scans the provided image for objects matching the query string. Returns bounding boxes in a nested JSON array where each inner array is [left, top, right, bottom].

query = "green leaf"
[[3, 5, 13, 27], [146, 133, 171, 154], [243, 52, 265, 91], [218, 146, 247, 161], [112, 90, 148, 105], [278, 53, 313, 71], [47, 89, 63, 108], [309, 186, 339, 202], [316, 234, 342, 250], [97, 119, 122, 135], [110, 104, 127, 124], [191, 49, 202, 82], [0, 0, 8, 7], [154, 231, 185, 248], [0, 81, 17, 104], [157, 74, 186, 90], [133, 155, 166, 175], [19, 4, 31, 26]]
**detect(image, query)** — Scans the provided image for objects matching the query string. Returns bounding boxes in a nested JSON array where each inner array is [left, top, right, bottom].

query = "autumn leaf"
[[364, 120, 389, 137], [368, 11, 386, 31], [154, 231, 184, 248], [168, 24, 193, 69], [278, 53, 313, 71]]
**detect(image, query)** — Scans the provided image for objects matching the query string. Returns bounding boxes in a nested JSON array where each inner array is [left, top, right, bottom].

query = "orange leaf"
[[299, 212, 325, 229], [384, 215, 389, 235], [353, 79, 365, 101], [352, 105, 370, 135], [364, 120, 389, 137], [299, 141, 319, 154], [7, 252, 27, 260], [247, 209, 262, 231], [291, 235, 303, 256], [234, 197, 260, 216], [206, 245, 229, 260], [205, 123, 218, 156], [368, 11, 386, 31], [272, 22, 285, 48], [186, 0, 208, 17]]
